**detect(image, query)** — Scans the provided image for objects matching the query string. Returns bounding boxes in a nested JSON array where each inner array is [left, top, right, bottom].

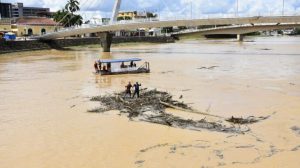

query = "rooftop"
[[16, 17, 58, 26], [99, 58, 142, 63]]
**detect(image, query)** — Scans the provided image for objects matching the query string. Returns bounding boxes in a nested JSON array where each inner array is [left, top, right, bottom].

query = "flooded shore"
[[0, 36, 300, 167]]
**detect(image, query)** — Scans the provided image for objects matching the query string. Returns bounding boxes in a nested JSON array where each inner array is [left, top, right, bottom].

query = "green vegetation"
[[161, 27, 173, 33], [277, 30, 284, 35], [146, 12, 157, 18], [53, 0, 83, 27], [117, 16, 132, 21], [65, 0, 80, 13], [292, 28, 300, 35]]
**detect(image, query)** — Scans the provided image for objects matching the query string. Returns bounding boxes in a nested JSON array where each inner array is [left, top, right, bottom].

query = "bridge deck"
[[38, 16, 300, 39]]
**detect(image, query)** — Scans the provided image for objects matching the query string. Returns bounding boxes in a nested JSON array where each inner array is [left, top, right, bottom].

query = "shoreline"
[[0, 36, 175, 55]]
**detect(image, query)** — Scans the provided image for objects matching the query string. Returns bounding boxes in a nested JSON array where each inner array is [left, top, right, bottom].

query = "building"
[[102, 18, 110, 25], [114, 11, 157, 37], [117, 11, 157, 21], [13, 17, 60, 36], [0, 18, 11, 33], [0, 3, 12, 18], [12, 3, 50, 18]]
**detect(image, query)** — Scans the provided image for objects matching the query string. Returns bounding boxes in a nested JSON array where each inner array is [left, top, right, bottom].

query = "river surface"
[[0, 36, 300, 168]]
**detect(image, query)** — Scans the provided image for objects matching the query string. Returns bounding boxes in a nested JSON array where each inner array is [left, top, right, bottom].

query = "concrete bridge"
[[36, 0, 300, 51], [39, 16, 300, 40], [172, 23, 300, 41]]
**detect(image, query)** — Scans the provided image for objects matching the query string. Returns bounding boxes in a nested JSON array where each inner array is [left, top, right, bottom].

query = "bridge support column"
[[237, 34, 244, 42], [99, 32, 113, 52]]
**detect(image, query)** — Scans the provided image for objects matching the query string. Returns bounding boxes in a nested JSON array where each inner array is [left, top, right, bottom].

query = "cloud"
[[2, 0, 300, 20]]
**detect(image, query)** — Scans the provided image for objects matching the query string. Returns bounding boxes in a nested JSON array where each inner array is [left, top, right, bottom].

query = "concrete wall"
[[17, 25, 59, 36], [0, 24, 11, 32], [0, 36, 175, 54]]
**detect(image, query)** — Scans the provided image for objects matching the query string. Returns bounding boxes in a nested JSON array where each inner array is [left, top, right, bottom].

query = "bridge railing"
[[171, 22, 300, 35], [110, 11, 300, 25]]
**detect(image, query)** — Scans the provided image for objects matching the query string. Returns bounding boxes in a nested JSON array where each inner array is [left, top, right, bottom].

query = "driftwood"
[[89, 89, 245, 133], [89, 89, 271, 133], [226, 116, 270, 124], [159, 100, 224, 119], [197, 66, 219, 70]]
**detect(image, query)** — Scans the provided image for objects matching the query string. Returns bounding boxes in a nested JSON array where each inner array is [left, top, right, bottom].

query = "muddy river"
[[0, 36, 300, 168]]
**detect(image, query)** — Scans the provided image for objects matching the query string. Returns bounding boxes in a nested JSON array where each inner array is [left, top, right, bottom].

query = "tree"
[[53, 9, 69, 25], [53, 0, 82, 27], [65, 0, 80, 14], [292, 28, 300, 35], [117, 17, 124, 21], [146, 12, 157, 18]]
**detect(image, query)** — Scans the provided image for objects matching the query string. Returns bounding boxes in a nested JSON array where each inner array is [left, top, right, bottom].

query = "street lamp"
[[236, 0, 239, 17], [190, 2, 193, 19], [282, 0, 285, 15]]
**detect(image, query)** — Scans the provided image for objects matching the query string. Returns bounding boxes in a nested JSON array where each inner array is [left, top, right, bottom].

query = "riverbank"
[[0, 36, 175, 54]]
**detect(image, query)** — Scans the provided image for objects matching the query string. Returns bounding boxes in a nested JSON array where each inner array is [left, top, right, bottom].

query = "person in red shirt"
[[94, 61, 99, 73], [125, 82, 133, 97]]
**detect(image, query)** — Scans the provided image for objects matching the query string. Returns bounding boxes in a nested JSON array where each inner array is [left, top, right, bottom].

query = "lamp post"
[[282, 0, 285, 15], [236, 0, 239, 17], [190, 2, 193, 19]]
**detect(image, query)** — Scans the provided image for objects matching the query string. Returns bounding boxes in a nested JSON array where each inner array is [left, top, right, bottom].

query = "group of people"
[[120, 61, 137, 69], [125, 82, 141, 98], [94, 61, 111, 73]]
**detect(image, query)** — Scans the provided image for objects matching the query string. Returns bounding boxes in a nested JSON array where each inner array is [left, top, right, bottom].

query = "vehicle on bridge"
[[95, 58, 150, 75]]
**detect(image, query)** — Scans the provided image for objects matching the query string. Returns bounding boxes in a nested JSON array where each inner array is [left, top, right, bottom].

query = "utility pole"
[[158, 4, 161, 20], [190, 2, 193, 19], [282, 0, 285, 15], [236, 0, 239, 17]]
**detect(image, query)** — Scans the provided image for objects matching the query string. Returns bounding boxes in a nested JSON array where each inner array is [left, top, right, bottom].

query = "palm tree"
[[65, 0, 80, 14], [53, 0, 82, 27], [53, 9, 82, 27], [53, 9, 69, 24]]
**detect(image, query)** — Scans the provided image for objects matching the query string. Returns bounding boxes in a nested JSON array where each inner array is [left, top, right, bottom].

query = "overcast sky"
[[3, 0, 300, 20]]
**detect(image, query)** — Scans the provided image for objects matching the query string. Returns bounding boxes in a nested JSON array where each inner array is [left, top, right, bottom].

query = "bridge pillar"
[[237, 34, 244, 42], [99, 32, 113, 52]]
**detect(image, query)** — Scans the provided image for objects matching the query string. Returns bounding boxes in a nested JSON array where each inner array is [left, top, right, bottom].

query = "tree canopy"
[[53, 0, 82, 27]]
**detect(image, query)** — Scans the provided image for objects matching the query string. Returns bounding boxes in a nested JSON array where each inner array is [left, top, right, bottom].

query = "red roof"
[[16, 17, 58, 26]]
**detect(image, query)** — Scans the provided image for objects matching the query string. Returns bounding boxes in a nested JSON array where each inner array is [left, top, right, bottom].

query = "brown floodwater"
[[0, 36, 300, 168]]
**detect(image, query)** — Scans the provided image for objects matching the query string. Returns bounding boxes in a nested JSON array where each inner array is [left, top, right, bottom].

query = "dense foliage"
[[292, 28, 300, 35], [53, 0, 83, 27]]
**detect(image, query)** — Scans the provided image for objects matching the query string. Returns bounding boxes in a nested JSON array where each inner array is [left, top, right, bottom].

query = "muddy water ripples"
[[0, 36, 300, 168]]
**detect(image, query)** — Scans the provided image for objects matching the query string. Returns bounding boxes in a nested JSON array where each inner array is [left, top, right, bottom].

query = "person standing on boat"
[[98, 60, 102, 71], [125, 82, 133, 98], [94, 61, 99, 73], [133, 82, 141, 98], [130, 61, 134, 67], [121, 62, 125, 68]]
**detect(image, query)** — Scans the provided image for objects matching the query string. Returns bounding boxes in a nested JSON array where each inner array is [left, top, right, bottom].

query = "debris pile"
[[226, 116, 270, 124], [197, 66, 219, 70], [89, 89, 248, 133], [291, 126, 300, 136]]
